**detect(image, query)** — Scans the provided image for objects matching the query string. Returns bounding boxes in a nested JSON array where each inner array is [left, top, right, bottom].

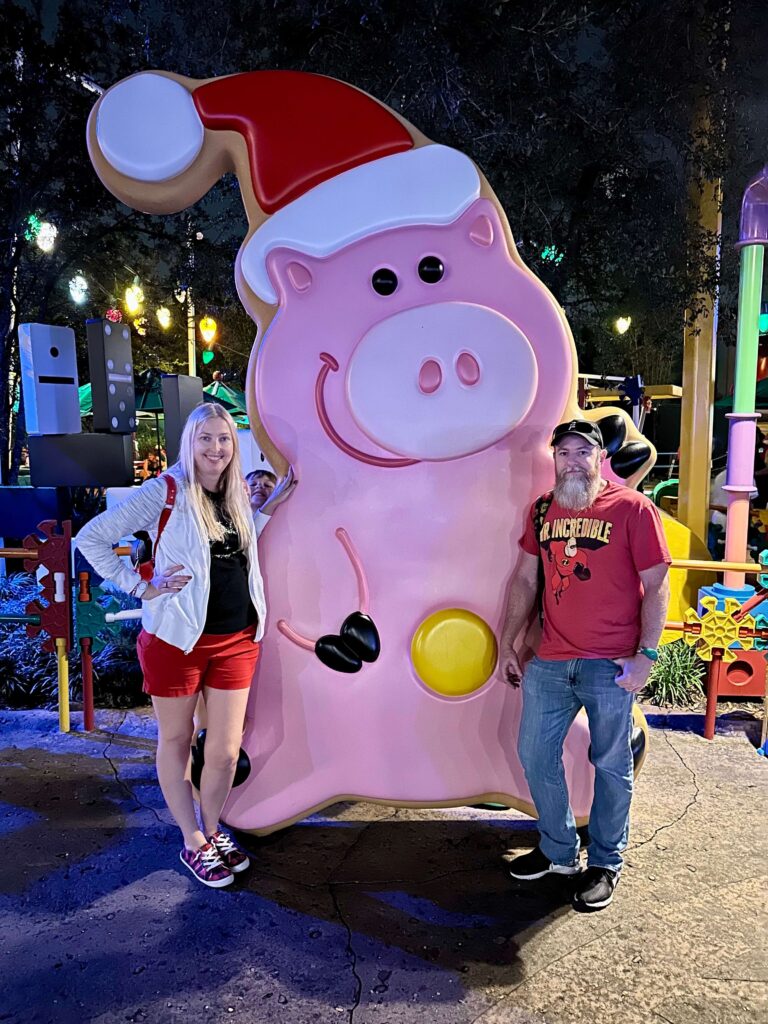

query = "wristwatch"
[[132, 579, 150, 600], [638, 646, 659, 662]]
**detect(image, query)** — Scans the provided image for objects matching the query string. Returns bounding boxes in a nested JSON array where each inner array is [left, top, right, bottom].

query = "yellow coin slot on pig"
[[411, 609, 498, 696]]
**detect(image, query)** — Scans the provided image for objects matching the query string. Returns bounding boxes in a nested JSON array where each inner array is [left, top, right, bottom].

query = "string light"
[[125, 284, 144, 315], [199, 316, 217, 345], [68, 274, 89, 304]]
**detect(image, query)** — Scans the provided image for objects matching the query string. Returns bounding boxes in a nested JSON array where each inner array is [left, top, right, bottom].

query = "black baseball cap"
[[550, 419, 604, 448]]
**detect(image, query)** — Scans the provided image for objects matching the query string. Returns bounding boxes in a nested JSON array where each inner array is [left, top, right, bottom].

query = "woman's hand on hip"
[[144, 564, 192, 600]]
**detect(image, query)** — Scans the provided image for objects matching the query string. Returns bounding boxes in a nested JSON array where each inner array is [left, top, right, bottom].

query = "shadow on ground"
[[0, 747, 573, 1023]]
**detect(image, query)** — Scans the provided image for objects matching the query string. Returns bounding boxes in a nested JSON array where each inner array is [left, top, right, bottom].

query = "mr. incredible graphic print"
[[521, 482, 671, 660], [539, 513, 616, 603]]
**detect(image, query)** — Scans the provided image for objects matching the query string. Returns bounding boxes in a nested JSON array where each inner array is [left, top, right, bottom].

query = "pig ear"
[[265, 250, 314, 297], [88, 72, 222, 214], [468, 212, 495, 247]]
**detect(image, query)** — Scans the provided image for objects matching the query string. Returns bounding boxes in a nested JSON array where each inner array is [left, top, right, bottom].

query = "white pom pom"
[[96, 72, 204, 183]]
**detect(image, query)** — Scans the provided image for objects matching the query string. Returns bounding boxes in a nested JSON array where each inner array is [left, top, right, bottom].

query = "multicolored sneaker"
[[180, 841, 234, 888], [209, 830, 250, 873]]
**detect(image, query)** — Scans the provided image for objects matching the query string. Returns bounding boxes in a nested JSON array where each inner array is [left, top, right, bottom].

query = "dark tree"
[[1, 0, 763, 480]]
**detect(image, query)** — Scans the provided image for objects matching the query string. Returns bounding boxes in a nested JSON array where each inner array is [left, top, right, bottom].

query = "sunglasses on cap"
[[550, 420, 604, 448]]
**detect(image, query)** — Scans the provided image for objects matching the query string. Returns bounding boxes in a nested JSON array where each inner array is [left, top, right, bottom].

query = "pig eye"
[[418, 256, 444, 283], [371, 268, 398, 296]]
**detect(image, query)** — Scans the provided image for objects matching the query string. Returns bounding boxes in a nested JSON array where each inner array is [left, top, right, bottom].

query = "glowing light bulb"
[[614, 316, 632, 335], [125, 284, 144, 315], [69, 274, 88, 304], [36, 221, 58, 253], [199, 316, 217, 345], [156, 306, 171, 329]]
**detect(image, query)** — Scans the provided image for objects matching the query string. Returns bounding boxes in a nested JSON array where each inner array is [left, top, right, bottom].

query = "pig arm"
[[499, 550, 539, 687], [257, 465, 298, 518], [251, 466, 298, 537]]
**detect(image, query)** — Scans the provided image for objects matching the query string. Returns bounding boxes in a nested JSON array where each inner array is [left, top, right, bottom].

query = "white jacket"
[[75, 471, 268, 654]]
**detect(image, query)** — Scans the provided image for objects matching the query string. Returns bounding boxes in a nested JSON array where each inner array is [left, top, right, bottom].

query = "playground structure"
[[657, 165, 768, 746], [0, 523, 144, 733], [570, 168, 768, 748]]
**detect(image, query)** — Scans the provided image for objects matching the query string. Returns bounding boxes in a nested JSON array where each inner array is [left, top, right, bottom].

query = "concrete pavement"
[[0, 707, 766, 1024]]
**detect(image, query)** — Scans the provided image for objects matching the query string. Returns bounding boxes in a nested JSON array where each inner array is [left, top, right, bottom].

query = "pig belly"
[[223, 504, 595, 833]]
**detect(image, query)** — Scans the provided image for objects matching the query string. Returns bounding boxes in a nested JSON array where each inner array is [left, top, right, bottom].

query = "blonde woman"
[[76, 403, 293, 887]]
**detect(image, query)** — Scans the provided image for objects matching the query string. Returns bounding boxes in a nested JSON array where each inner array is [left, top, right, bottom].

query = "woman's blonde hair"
[[173, 402, 252, 550]]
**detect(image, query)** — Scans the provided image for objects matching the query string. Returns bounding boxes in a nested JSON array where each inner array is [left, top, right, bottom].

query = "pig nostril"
[[418, 359, 442, 395], [456, 351, 481, 386]]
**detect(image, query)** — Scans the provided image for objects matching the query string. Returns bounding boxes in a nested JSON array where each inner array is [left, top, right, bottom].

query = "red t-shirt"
[[520, 481, 671, 660]]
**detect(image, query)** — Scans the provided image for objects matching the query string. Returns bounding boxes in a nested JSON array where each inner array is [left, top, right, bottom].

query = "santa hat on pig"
[[88, 70, 486, 307]]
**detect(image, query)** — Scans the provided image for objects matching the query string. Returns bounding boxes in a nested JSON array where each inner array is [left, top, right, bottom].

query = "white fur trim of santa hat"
[[96, 72, 204, 182], [240, 145, 481, 305]]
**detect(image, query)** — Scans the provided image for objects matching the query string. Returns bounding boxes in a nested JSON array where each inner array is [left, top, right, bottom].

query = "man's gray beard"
[[553, 471, 602, 510]]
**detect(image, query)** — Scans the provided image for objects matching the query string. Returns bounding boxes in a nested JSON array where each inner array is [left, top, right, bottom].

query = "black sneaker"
[[508, 846, 581, 880], [573, 866, 620, 910]]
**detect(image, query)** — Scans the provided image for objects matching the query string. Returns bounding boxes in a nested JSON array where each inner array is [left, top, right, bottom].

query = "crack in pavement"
[[254, 863, 477, 890], [466, 923, 621, 1023], [627, 730, 700, 853], [699, 873, 767, 894], [324, 809, 402, 1023], [329, 882, 364, 1024], [701, 977, 768, 984], [101, 711, 164, 826]]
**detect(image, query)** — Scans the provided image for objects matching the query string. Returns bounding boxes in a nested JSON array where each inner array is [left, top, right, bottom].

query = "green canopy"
[[715, 377, 768, 408], [203, 380, 248, 417], [76, 371, 165, 416], [19, 372, 248, 426], [79, 383, 92, 416]]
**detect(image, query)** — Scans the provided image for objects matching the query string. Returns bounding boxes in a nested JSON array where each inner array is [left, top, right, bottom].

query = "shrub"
[[0, 574, 58, 708], [643, 639, 706, 707], [0, 573, 148, 709]]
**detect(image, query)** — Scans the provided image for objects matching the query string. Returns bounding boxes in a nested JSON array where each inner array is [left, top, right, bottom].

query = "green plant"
[[0, 573, 57, 708], [0, 573, 148, 709], [643, 639, 706, 707]]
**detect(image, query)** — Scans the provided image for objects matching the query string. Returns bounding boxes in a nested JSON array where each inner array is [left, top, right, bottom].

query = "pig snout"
[[345, 302, 537, 460]]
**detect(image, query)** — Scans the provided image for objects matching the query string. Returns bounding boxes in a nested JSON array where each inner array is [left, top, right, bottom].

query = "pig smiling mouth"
[[316, 352, 419, 468]]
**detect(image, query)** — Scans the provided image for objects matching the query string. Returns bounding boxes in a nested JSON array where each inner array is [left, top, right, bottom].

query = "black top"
[[202, 490, 257, 635]]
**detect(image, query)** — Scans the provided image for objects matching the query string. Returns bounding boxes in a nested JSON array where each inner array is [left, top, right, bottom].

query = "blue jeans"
[[518, 656, 634, 872]]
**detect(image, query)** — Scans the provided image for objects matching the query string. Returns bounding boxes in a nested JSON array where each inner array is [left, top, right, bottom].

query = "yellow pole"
[[678, 174, 722, 541], [56, 637, 70, 733], [669, 559, 759, 573]]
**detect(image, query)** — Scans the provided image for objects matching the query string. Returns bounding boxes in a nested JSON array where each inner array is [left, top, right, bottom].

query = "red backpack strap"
[[138, 475, 177, 581], [153, 474, 177, 559]]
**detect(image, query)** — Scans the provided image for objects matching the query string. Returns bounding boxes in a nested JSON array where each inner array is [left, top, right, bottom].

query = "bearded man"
[[500, 419, 671, 911]]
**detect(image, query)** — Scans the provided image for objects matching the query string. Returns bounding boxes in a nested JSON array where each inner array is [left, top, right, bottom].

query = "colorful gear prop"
[[683, 596, 754, 662], [758, 549, 768, 590], [23, 520, 73, 654], [753, 614, 768, 651], [75, 585, 123, 655]]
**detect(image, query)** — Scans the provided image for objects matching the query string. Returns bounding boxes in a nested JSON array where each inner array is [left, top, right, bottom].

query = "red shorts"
[[137, 626, 261, 698]]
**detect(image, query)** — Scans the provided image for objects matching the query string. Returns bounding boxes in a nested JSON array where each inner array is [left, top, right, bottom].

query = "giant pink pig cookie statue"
[[88, 71, 652, 833]]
